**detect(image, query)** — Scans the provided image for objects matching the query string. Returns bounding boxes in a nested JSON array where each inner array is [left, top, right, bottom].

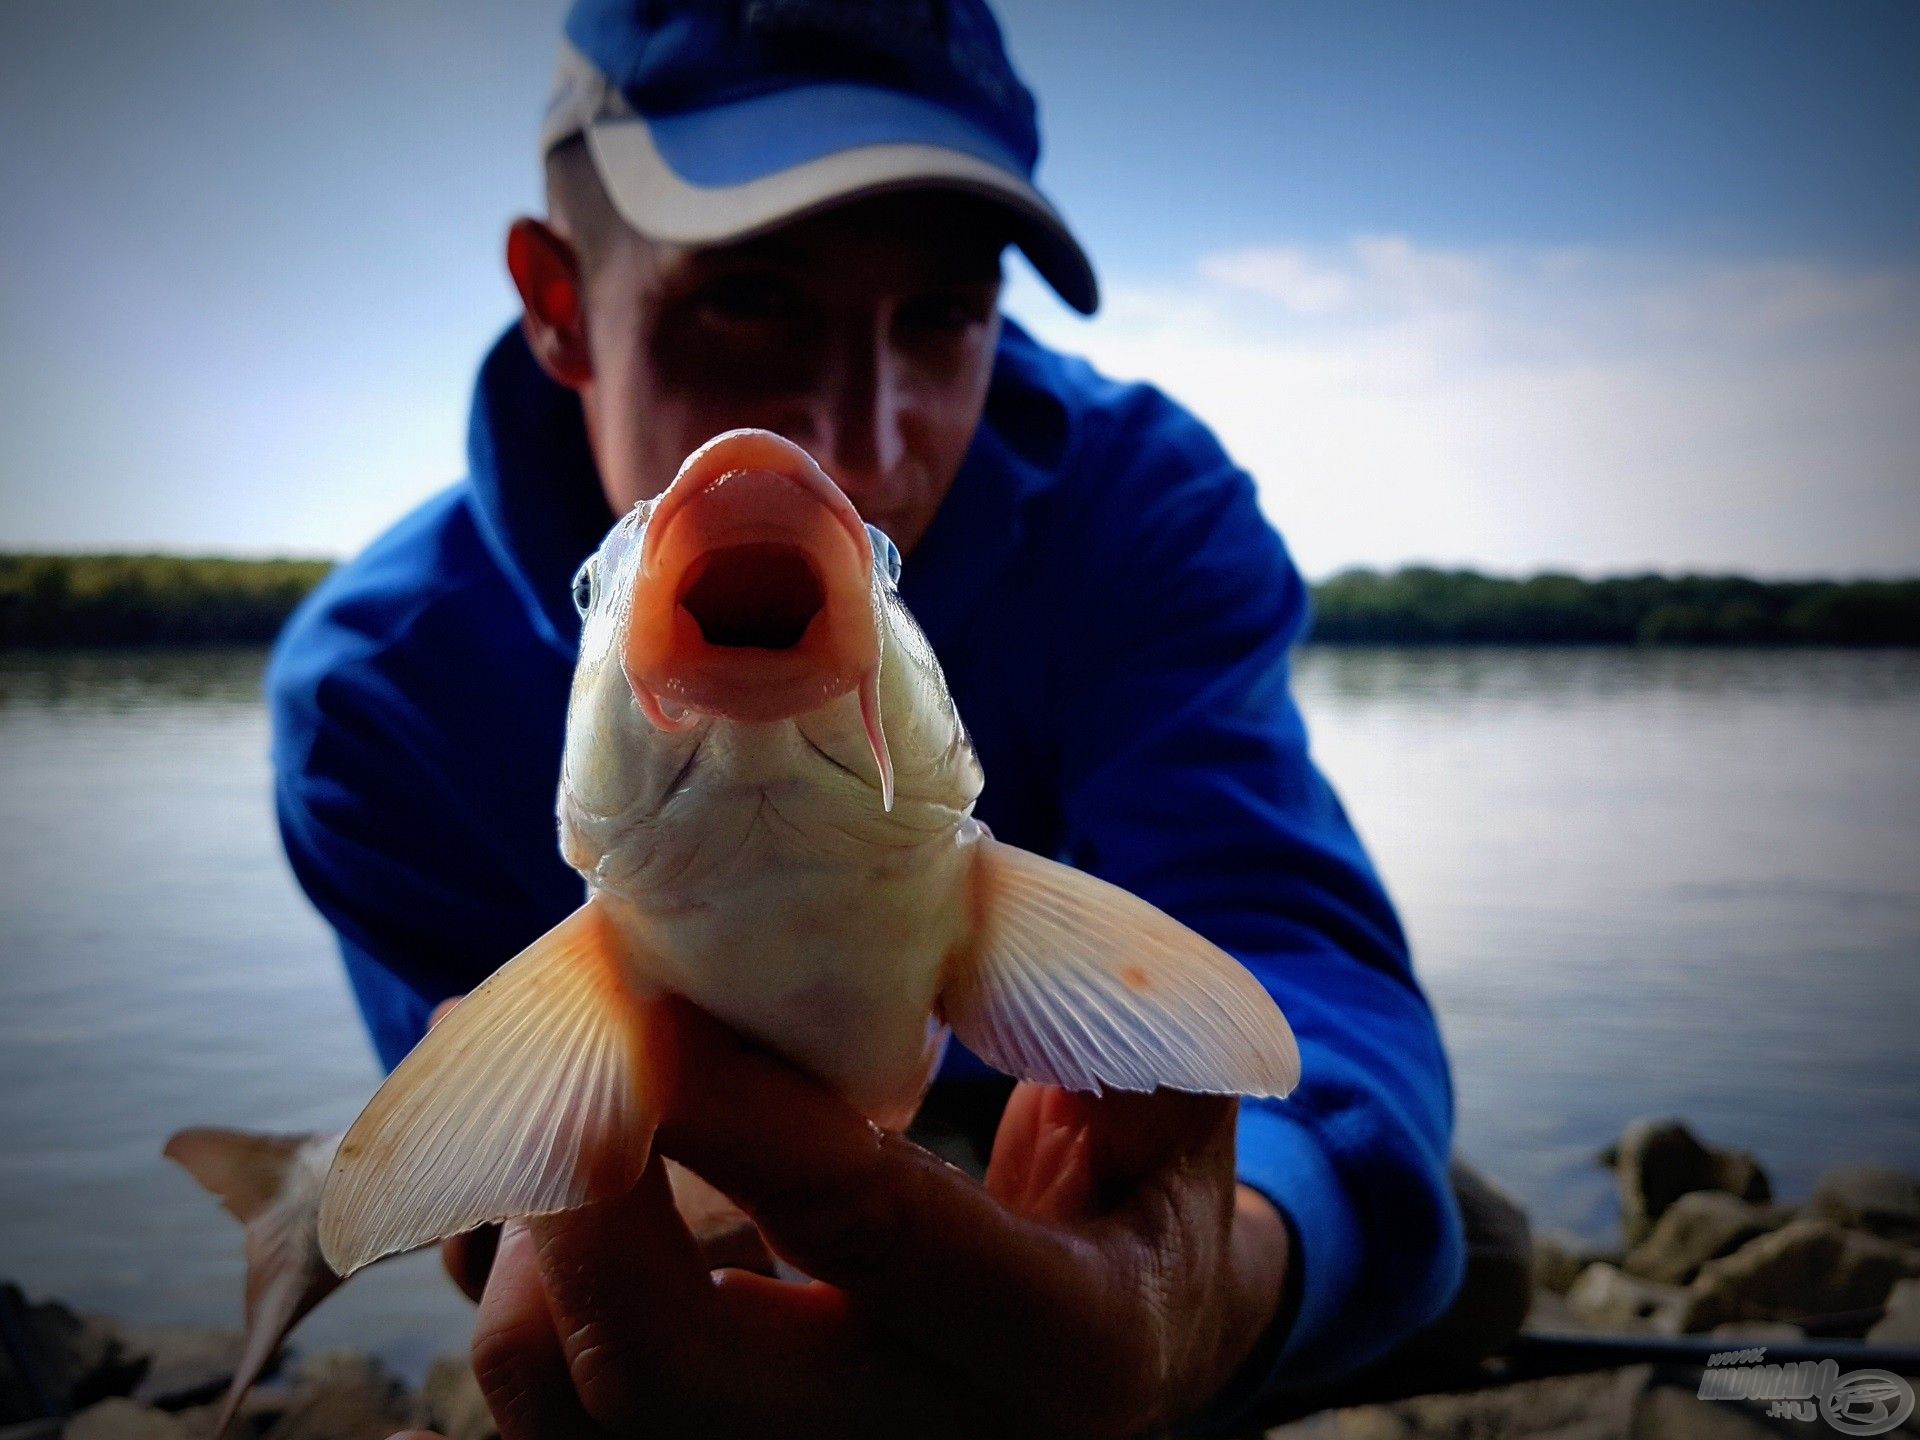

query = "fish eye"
[[571, 561, 596, 617], [866, 525, 902, 586]]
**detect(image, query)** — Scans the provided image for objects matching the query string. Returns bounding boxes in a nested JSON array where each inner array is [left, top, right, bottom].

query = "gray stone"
[[1868, 1276, 1920, 1345], [260, 1353, 412, 1440], [414, 1356, 494, 1440], [1532, 1231, 1619, 1296], [1602, 1119, 1770, 1246], [1630, 1384, 1777, 1440], [1567, 1262, 1687, 1333], [1526, 1286, 1593, 1333], [1621, 1192, 1789, 1286], [62, 1399, 192, 1440], [1380, 1364, 1650, 1439], [1259, 1414, 1350, 1439], [121, 1327, 243, 1411], [0, 1286, 140, 1422], [1321, 1410, 1409, 1439], [1808, 1166, 1920, 1244], [1680, 1218, 1920, 1331]]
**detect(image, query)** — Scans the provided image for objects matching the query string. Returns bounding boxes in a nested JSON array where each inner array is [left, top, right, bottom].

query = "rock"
[[414, 1356, 495, 1440], [172, 1387, 290, 1439], [0, 1285, 141, 1422], [1567, 1262, 1686, 1332], [1680, 1219, 1920, 1331], [63, 1398, 193, 1439], [1631, 1383, 1777, 1440], [1807, 1165, 1920, 1244], [1532, 1231, 1619, 1296], [1602, 1119, 1770, 1246], [1319, 1408, 1410, 1438], [260, 1353, 413, 1440], [121, 1326, 244, 1410], [1622, 1192, 1789, 1286], [1378, 1364, 1650, 1440], [1526, 1286, 1592, 1333], [1868, 1276, 1920, 1345], [1259, 1413, 1351, 1439]]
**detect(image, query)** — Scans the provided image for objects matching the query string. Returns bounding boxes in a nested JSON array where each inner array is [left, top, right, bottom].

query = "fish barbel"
[[167, 428, 1299, 1423]]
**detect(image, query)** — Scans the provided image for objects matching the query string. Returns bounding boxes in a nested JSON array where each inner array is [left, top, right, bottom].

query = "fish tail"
[[164, 1127, 345, 1436]]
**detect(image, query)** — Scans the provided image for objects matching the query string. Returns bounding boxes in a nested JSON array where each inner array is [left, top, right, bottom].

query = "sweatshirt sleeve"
[[265, 586, 572, 1072], [1049, 399, 1464, 1401]]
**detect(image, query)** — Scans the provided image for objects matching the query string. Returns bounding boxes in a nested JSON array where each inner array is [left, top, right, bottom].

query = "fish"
[[166, 427, 1299, 1423]]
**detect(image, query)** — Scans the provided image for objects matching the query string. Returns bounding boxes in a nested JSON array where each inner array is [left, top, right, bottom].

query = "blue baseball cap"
[[540, 0, 1098, 314]]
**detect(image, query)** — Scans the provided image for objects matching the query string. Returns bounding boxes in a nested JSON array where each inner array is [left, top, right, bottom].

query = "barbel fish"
[[167, 427, 1299, 1426]]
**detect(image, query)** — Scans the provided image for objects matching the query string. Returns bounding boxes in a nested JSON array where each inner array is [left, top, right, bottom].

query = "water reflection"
[[0, 647, 270, 710]]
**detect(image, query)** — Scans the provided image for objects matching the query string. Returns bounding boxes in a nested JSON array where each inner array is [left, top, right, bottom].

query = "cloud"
[[1008, 237, 1920, 578], [1200, 236, 1489, 318], [1197, 249, 1352, 315]]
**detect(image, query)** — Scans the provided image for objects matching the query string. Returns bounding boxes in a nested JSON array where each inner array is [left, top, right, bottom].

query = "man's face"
[[569, 192, 1008, 555]]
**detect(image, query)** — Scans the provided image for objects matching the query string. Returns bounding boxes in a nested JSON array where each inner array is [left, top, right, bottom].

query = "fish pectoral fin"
[[318, 899, 658, 1277], [940, 838, 1301, 1099]]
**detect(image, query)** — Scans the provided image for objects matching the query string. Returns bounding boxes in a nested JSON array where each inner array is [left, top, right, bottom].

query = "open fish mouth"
[[678, 542, 826, 650], [624, 431, 879, 727]]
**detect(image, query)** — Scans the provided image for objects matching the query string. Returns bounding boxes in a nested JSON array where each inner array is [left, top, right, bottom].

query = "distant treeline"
[[1309, 567, 1920, 646], [0, 554, 333, 647], [4, 554, 1918, 648]]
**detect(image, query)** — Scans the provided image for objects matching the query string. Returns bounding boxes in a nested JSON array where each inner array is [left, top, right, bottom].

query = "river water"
[[1, 646, 1915, 1373]]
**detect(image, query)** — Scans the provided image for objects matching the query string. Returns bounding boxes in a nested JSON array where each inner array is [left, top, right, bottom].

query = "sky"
[[1, 0, 1916, 578]]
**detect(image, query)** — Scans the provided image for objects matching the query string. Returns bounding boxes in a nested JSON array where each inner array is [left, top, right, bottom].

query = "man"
[[269, 1, 1477, 1433]]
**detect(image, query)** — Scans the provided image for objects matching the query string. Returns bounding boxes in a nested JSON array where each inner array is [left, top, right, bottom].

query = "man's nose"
[[805, 334, 907, 511]]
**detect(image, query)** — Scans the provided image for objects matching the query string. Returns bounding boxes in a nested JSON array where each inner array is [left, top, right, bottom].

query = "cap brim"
[[581, 88, 1097, 315]]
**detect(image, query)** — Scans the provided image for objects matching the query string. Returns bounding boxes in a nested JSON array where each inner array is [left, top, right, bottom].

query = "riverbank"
[[5, 554, 1918, 648], [7, 1118, 1914, 1438]]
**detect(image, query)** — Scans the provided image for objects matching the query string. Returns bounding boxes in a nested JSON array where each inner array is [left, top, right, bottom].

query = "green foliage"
[[3, 555, 1916, 648], [0, 554, 333, 647], [1309, 567, 1920, 646]]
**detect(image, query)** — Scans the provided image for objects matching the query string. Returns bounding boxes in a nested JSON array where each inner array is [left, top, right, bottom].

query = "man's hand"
[[433, 998, 1291, 1439]]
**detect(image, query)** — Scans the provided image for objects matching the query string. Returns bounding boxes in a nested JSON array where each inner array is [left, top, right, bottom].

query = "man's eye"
[[898, 292, 994, 335], [571, 563, 595, 617], [695, 275, 797, 326]]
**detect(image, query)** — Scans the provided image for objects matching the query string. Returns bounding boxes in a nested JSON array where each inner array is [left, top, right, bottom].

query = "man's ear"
[[506, 217, 591, 389]]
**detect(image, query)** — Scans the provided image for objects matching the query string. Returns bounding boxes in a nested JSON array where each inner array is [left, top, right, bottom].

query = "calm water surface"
[[1, 646, 1915, 1372]]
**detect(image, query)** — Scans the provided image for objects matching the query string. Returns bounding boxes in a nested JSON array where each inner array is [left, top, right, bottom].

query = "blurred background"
[[1, 0, 1916, 1394]]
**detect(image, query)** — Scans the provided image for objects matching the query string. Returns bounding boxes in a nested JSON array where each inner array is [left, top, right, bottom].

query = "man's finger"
[[665, 1157, 776, 1274], [525, 1155, 735, 1431], [441, 1223, 500, 1304], [650, 999, 1128, 1382], [470, 1222, 601, 1440], [985, 1082, 1097, 1221]]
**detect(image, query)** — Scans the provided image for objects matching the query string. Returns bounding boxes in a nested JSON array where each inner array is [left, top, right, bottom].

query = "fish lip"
[[625, 430, 880, 726], [641, 429, 872, 581]]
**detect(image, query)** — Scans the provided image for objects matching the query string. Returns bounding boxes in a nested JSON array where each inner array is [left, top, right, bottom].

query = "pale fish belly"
[[601, 801, 976, 1123]]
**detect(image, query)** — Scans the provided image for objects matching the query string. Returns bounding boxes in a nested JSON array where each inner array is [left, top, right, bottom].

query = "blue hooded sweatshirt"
[[267, 316, 1464, 1405]]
